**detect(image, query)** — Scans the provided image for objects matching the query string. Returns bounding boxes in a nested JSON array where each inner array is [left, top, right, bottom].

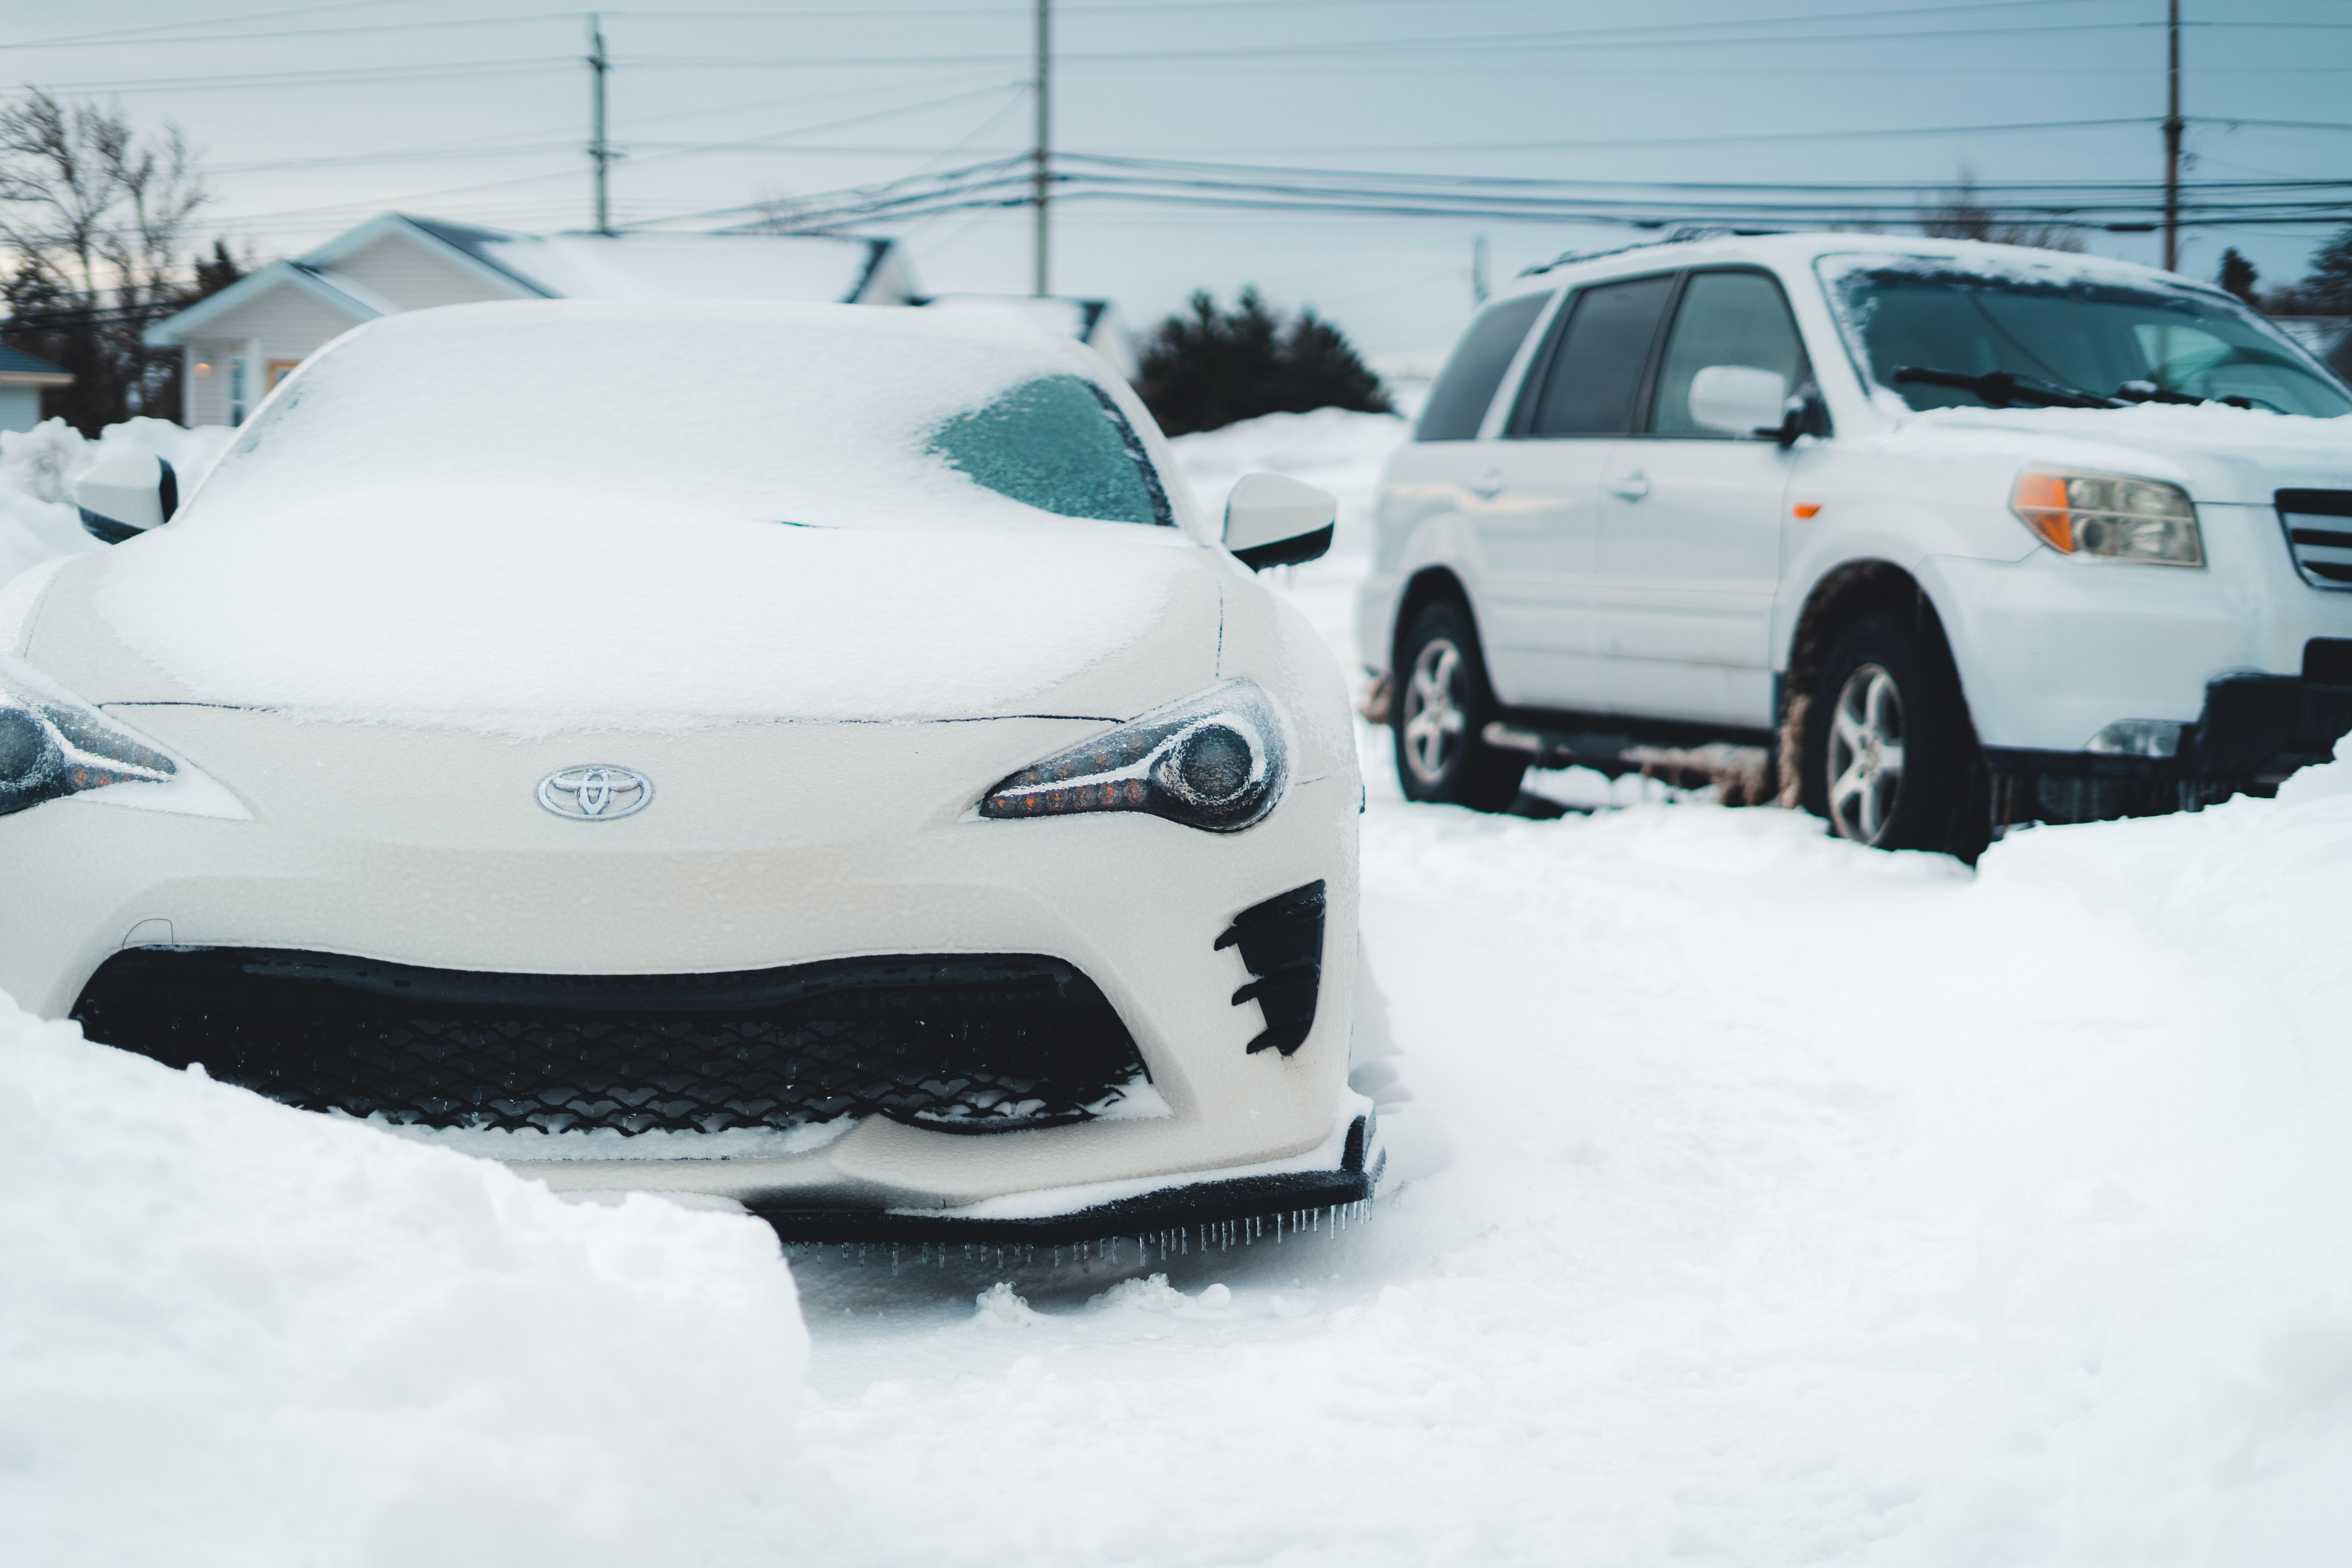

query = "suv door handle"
[[1608, 472, 1651, 501], [1470, 469, 1504, 499]]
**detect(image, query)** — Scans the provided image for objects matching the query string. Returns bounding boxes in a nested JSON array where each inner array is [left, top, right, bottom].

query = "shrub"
[[1136, 287, 1391, 436]]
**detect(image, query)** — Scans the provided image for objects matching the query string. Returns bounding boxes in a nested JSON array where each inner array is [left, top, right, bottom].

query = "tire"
[[1801, 613, 1986, 855], [1392, 602, 1527, 811]]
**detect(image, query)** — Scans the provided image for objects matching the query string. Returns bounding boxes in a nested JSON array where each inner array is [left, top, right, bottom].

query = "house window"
[[229, 358, 247, 425], [267, 358, 301, 390]]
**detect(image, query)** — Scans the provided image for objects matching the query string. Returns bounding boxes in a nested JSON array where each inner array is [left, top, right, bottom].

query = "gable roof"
[[473, 231, 894, 305], [142, 258, 392, 347], [0, 344, 70, 379]]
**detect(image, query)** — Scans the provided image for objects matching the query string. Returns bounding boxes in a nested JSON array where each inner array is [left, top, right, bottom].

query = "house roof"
[[474, 230, 893, 305], [142, 258, 392, 347], [0, 344, 71, 381], [916, 294, 1114, 339]]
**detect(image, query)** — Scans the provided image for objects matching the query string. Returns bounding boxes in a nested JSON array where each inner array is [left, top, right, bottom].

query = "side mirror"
[[74, 451, 179, 544], [1222, 472, 1336, 571], [1688, 365, 1791, 440]]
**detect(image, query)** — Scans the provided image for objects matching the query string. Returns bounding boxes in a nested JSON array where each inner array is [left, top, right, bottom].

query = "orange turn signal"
[[1791, 503, 1821, 519], [2011, 471, 2073, 551]]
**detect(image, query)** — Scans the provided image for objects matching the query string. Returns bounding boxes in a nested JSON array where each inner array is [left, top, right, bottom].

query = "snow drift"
[[0, 1005, 812, 1567], [0, 419, 232, 590]]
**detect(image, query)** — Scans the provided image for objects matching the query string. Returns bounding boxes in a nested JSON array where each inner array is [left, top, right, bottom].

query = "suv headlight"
[[979, 680, 1289, 832], [1, 658, 177, 818], [2012, 469, 2203, 566]]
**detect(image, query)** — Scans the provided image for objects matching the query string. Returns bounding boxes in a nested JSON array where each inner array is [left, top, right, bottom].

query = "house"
[[143, 212, 1143, 425], [914, 294, 1140, 383], [2272, 316, 2352, 382], [0, 345, 72, 433], [143, 214, 919, 427]]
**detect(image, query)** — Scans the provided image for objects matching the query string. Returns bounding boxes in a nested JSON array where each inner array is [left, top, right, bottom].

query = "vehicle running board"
[[1483, 721, 1773, 799]]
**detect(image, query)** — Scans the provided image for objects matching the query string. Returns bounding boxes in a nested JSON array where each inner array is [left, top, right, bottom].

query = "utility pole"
[[588, 14, 615, 236], [2162, 0, 2182, 272], [1033, 0, 1051, 296]]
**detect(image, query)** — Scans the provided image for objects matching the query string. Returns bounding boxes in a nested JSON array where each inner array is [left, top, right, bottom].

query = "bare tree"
[[1917, 172, 2085, 255], [0, 90, 211, 431]]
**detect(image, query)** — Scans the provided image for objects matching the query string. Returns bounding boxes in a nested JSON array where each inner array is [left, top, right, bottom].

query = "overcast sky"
[[10, 0, 2351, 358]]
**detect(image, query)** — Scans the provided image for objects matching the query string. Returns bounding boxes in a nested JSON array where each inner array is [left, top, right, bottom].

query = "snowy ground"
[[8, 409, 2352, 1563]]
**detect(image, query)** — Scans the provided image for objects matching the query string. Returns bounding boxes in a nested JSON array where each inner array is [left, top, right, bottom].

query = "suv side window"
[[1651, 270, 1810, 437], [1517, 274, 1677, 437], [1416, 291, 1551, 441]]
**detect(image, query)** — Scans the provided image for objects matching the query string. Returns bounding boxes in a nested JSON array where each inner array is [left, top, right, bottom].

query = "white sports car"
[[1, 300, 1375, 1241]]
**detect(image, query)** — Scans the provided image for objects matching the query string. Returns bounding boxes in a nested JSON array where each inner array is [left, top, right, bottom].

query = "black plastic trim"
[[753, 1114, 1374, 1244], [1234, 523, 1333, 572], [1214, 880, 1326, 1056]]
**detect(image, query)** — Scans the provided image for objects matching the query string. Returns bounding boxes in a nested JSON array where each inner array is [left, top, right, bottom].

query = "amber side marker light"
[[1792, 503, 1822, 519]]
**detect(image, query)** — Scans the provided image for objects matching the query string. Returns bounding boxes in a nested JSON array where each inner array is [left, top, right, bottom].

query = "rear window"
[[1520, 274, 1677, 437], [1416, 292, 1550, 441]]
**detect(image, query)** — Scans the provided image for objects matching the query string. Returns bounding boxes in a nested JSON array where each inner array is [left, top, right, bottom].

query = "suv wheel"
[[1803, 615, 1984, 854], [1393, 603, 1526, 811]]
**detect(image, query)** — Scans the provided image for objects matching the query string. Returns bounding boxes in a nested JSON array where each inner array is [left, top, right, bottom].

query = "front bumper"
[[1985, 671, 2352, 822], [1, 706, 1361, 1216]]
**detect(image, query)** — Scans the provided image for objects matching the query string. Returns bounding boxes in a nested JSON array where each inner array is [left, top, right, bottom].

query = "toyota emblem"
[[537, 764, 653, 821]]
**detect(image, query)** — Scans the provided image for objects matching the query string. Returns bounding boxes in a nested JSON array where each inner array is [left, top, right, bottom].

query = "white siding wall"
[[331, 233, 519, 310], [184, 343, 235, 427], [0, 384, 43, 432], [196, 283, 369, 365]]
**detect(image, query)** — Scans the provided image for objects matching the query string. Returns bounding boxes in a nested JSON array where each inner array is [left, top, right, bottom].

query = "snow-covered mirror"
[[74, 451, 178, 544], [1223, 473, 1336, 571]]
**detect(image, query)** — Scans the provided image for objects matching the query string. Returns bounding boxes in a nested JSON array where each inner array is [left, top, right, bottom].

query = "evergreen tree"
[[2216, 248, 2260, 307], [2286, 226, 2352, 315], [1136, 287, 1392, 436]]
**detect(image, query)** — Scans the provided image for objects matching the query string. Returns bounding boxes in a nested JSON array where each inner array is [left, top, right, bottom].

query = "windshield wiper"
[[1890, 365, 2122, 410]]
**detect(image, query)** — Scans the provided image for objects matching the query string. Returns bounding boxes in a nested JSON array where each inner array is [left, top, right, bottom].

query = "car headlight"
[[2011, 469, 2204, 566], [1, 657, 178, 818], [979, 680, 1289, 832]]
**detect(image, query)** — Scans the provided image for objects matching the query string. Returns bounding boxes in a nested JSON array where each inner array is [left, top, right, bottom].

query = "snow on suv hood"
[[1884, 401, 2352, 504], [34, 496, 1219, 732]]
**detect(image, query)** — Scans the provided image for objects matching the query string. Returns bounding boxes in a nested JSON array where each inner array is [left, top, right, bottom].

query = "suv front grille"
[[73, 948, 1152, 1136], [2276, 490, 2352, 589]]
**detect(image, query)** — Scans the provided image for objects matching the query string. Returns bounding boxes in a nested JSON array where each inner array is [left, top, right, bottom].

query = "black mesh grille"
[[73, 948, 1151, 1136]]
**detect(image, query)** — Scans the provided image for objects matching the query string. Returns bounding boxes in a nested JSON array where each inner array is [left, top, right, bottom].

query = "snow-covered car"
[[0, 299, 1377, 1240], [1359, 233, 2352, 852]]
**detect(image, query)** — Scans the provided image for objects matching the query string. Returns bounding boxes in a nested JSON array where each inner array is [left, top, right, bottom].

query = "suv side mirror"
[[1688, 365, 1790, 440], [1222, 472, 1336, 570], [74, 451, 179, 544]]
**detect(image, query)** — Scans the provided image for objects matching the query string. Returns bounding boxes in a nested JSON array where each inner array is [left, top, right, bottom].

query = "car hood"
[[21, 500, 1225, 731], [1877, 402, 2352, 505]]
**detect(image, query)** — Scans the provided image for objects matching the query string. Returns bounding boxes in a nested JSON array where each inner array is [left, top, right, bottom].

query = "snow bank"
[[0, 419, 233, 590], [0, 999, 813, 1566], [788, 740, 2352, 1566]]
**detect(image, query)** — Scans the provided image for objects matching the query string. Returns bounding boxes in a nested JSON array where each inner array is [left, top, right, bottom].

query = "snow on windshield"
[[1815, 250, 2352, 419], [194, 299, 1170, 530]]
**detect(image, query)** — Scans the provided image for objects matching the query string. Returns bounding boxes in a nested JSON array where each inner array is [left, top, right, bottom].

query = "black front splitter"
[[751, 1114, 1378, 1245], [750, 1167, 1373, 1247]]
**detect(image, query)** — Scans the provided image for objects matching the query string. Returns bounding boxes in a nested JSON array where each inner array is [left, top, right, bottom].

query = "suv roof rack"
[[1517, 225, 1790, 280]]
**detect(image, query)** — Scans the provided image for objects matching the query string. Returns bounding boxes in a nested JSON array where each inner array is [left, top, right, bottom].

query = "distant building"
[[0, 345, 72, 433], [143, 212, 1138, 425], [915, 294, 1139, 383], [2271, 316, 2352, 382]]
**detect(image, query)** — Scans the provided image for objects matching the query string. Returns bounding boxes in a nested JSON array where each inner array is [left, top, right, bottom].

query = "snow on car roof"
[[87, 301, 1204, 731]]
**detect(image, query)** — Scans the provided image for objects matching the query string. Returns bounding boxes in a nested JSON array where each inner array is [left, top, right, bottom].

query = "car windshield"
[[1820, 256, 2352, 418], [196, 301, 1173, 530]]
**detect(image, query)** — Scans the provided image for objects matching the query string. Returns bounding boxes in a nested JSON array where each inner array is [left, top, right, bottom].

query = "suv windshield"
[[1822, 256, 2352, 418]]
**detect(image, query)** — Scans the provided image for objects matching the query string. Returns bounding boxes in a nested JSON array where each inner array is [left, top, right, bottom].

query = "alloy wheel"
[[1826, 662, 1906, 844], [1401, 637, 1470, 785]]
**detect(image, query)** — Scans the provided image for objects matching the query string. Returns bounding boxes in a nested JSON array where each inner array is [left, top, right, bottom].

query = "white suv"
[[1358, 232, 2352, 853]]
